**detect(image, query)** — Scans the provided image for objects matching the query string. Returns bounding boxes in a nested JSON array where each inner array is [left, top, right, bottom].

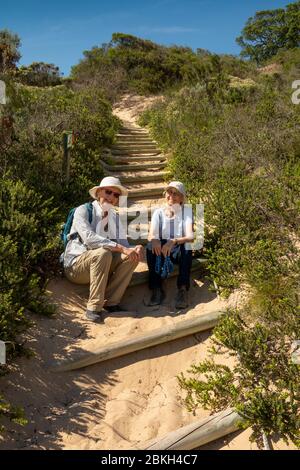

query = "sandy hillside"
[[0, 94, 296, 451]]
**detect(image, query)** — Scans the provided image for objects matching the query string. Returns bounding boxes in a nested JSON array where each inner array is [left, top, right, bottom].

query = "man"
[[62, 176, 144, 322]]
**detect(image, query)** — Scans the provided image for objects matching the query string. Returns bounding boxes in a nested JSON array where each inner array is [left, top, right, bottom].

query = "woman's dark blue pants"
[[146, 240, 192, 290]]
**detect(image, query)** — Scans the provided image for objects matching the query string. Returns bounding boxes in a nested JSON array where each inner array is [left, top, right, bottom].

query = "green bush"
[[140, 61, 300, 446], [179, 305, 300, 447], [0, 77, 119, 430], [1, 82, 120, 208], [0, 179, 58, 342], [0, 397, 27, 431], [71, 33, 254, 96], [16, 62, 63, 87]]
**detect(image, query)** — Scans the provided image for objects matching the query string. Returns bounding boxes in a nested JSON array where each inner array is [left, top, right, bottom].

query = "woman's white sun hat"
[[165, 181, 186, 198], [89, 176, 128, 199]]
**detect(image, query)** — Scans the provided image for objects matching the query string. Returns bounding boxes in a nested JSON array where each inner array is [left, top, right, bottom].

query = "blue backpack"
[[61, 202, 93, 248]]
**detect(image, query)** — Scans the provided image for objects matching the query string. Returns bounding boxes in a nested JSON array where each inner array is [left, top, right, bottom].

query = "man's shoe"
[[104, 305, 128, 313], [149, 288, 164, 306], [85, 310, 105, 323], [175, 287, 188, 309]]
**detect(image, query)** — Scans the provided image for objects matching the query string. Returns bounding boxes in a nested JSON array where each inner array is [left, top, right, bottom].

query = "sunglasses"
[[166, 189, 180, 197], [104, 189, 121, 198]]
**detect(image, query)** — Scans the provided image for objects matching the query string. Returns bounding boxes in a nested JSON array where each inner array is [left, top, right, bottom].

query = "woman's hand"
[[161, 240, 176, 257], [151, 239, 162, 256]]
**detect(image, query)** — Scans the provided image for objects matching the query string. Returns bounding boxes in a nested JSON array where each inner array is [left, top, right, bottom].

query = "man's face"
[[97, 186, 121, 207]]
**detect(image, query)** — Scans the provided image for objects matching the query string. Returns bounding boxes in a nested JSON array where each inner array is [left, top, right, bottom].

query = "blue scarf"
[[155, 255, 174, 279]]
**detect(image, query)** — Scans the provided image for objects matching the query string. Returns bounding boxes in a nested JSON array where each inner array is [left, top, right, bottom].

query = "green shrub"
[[141, 65, 300, 446], [71, 33, 254, 96], [179, 306, 300, 447], [0, 397, 27, 431], [0, 77, 119, 431], [1, 82, 119, 209], [0, 178, 58, 341]]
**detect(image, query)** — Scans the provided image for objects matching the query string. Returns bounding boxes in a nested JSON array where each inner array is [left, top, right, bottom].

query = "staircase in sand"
[[51, 123, 238, 449], [100, 122, 208, 285]]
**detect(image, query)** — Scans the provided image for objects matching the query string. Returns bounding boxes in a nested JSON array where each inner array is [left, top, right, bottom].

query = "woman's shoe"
[[149, 288, 164, 306], [105, 305, 128, 313], [175, 287, 188, 309]]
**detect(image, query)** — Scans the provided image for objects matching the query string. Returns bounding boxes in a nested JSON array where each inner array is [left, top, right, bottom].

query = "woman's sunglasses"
[[104, 189, 121, 198], [166, 189, 180, 197]]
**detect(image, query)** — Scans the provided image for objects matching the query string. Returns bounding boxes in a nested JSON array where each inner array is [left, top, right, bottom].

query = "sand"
[[0, 94, 296, 451]]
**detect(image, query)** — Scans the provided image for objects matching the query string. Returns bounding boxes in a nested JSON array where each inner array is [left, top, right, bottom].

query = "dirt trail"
[[0, 94, 294, 450]]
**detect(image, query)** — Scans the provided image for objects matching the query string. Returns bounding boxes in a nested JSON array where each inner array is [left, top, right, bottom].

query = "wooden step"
[[51, 294, 217, 373], [113, 155, 166, 163], [114, 139, 157, 147], [119, 127, 149, 132], [115, 141, 156, 146], [127, 186, 166, 199], [128, 237, 147, 246], [112, 155, 165, 163], [118, 131, 150, 136], [130, 258, 208, 287], [112, 146, 159, 153], [111, 149, 161, 156], [116, 134, 154, 139], [116, 137, 155, 142], [116, 142, 156, 147], [128, 197, 165, 208], [118, 201, 165, 219], [101, 160, 166, 171], [120, 172, 168, 184], [101, 161, 168, 182], [117, 130, 150, 135]]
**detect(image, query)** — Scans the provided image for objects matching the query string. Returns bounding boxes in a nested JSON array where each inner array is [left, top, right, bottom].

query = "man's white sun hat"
[[89, 176, 128, 199]]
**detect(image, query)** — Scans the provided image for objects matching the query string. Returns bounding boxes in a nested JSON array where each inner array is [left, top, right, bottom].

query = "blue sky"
[[1, 0, 291, 76]]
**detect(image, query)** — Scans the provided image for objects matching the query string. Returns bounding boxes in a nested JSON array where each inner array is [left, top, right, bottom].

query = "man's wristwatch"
[[173, 238, 178, 245]]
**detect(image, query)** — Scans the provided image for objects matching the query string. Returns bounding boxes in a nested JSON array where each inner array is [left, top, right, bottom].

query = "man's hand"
[[151, 239, 162, 256], [134, 245, 144, 262], [123, 246, 139, 262], [161, 240, 176, 257]]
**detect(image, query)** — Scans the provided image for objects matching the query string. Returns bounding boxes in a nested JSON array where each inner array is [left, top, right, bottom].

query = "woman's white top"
[[149, 203, 194, 250]]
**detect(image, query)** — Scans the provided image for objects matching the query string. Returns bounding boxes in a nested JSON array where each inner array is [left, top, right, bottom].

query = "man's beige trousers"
[[65, 247, 138, 312]]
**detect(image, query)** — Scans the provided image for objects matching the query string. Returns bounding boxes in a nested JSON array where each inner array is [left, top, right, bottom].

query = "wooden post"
[[145, 408, 244, 450], [0, 80, 6, 105], [62, 131, 73, 186], [50, 309, 225, 372], [0, 340, 6, 365], [0, 80, 6, 144], [0, 80, 14, 147]]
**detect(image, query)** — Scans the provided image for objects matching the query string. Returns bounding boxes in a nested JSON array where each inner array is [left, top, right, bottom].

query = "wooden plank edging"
[[50, 309, 224, 372], [130, 258, 208, 287], [145, 409, 244, 450]]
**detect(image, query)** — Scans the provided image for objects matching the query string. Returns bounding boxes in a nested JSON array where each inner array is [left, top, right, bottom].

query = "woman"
[[146, 181, 194, 309]]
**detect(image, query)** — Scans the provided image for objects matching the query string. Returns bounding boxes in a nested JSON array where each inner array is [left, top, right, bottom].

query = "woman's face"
[[165, 188, 184, 206]]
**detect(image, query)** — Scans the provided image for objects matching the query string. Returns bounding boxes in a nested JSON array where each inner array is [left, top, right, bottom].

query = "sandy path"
[[0, 93, 295, 451], [0, 274, 231, 450]]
